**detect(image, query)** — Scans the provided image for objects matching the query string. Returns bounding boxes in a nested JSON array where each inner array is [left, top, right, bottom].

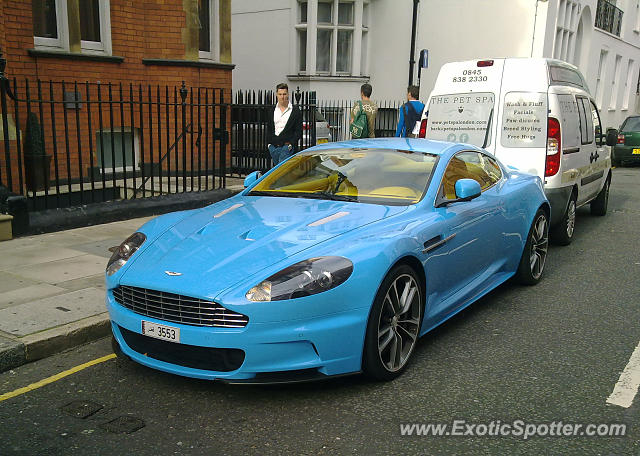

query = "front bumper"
[[107, 294, 368, 382]]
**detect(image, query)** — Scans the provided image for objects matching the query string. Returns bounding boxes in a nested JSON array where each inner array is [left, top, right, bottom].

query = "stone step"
[[0, 214, 13, 241]]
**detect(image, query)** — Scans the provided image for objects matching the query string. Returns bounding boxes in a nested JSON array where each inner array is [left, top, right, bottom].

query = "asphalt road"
[[1, 167, 639, 456]]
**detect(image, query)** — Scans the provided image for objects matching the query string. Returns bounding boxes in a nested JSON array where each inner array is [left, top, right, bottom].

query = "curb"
[[0, 314, 111, 373]]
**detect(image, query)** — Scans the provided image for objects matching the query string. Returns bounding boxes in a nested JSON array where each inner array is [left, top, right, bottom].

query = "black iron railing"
[[0, 73, 229, 211], [230, 89, 402, 176], [595, 0, 623, 36]]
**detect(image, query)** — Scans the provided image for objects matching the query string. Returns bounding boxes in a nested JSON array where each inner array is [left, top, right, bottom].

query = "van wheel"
[[551, 193, 576, 246], [516, 209, 549, 285], [590, 175, 610, 216], [363, 265, 423, 381]]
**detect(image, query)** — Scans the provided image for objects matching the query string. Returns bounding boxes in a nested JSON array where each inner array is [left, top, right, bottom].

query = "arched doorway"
[[574, 5, 592, 70]]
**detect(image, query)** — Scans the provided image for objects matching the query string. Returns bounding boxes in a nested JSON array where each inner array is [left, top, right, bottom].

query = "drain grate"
[[60, 400, 103, 419], [100, 416, 145, 434]]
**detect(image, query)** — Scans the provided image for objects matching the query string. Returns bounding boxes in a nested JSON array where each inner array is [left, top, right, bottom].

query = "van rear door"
[[492, 59, 550, 179], [424, 59, 504, 149]]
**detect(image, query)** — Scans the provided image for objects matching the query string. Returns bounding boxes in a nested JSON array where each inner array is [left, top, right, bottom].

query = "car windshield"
[[621, 117, 640, 132], [248, 148, 438, 205]]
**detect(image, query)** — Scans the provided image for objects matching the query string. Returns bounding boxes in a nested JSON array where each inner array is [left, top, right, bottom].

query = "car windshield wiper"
[[310, 191, 359, 202], [246, 190, 299, 198], [247, 190, 358, 202]]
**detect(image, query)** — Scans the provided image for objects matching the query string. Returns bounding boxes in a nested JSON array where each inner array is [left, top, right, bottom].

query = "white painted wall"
[[232, 0, 293, 90], [231, 0, 640, 128]]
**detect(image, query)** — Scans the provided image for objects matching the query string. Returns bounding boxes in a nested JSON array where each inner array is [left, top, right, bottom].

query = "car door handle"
[[422, 233, 456, 253]]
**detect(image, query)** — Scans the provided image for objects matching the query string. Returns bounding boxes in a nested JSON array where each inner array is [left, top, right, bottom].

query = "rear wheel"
[[551, 192, 576, 246], [515, 209, 549, 285], [590, 175, 610, 216], [363, 265, 423, 381]]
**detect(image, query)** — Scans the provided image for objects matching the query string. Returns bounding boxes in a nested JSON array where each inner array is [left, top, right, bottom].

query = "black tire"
[[363, 265, 423, 381], [551, 192, 576, 246], [515, 209, 549, 285], [590, 175, 610, 216]]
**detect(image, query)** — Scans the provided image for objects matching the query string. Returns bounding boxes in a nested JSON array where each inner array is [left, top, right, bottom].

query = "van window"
[[590, 101, 604, 146], [500, 92, 547, 148], [576, 96, 594, 144], [425, 93, 495, 147], [549, 66, 586, 89]]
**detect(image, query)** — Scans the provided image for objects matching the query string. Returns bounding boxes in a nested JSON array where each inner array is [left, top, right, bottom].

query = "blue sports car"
[[106, 138, 549, 383]]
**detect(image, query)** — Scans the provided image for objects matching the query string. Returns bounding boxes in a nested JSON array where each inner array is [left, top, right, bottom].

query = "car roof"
[[306, 138, 469, 156]]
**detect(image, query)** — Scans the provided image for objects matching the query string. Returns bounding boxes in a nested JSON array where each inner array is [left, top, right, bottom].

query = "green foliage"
[[23, 112, 45, 157]]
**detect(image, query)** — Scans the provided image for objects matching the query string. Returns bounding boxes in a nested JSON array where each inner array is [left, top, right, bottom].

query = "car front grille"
[[112, 285, 249, 328], [118, 326, 245, 372]]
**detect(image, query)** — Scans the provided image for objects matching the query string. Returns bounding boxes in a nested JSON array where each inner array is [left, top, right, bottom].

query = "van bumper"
[[544, 186, 573, 226]]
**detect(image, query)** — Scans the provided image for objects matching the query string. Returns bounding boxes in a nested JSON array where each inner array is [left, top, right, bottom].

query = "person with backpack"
[[396, 85, 425, 138], [349, 83, 378, 139]]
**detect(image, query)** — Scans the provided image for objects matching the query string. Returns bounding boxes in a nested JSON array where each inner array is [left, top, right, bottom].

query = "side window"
[[479, 154, 502, 186], [439, 151, 501, 200], [576, 96, 594, 144], [590, 101, 604, 146]]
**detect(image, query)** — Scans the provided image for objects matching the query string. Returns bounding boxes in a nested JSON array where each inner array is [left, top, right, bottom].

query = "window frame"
[[576, 96, 594, 145], [436, 151, 503, 205], [590, 100, 605, 146], [33, 0, 69, 51], [295, 0, 368, 77], [80, 0, 112, 55], [199, 0, 220, 62], [32, 0, 112, 56]]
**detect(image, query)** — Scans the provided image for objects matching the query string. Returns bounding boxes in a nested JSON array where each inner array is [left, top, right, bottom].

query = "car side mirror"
[[605, 128, 618, 147], [243, 171, 262, 188], [455, 179, 482, 201]]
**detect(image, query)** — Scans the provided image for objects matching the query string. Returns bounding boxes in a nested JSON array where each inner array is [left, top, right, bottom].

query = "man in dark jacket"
[[266, 83, 303, 165]]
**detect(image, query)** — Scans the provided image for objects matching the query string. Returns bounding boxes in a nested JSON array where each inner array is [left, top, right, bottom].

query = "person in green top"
[[350, 83, 378, 138]]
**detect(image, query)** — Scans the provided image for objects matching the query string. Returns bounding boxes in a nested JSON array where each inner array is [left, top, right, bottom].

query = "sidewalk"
[[0, 216, 153, 372]]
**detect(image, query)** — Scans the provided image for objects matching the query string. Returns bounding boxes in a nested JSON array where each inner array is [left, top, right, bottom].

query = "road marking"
[[0, 353, 116, 403], [607, 341, 640, 408]]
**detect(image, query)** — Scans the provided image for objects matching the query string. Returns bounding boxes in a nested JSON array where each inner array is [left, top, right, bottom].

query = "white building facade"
[[232, 0, 640, 128]]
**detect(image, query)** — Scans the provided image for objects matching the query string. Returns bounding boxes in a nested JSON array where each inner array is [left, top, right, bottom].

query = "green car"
[[613, 116, 640, 166]]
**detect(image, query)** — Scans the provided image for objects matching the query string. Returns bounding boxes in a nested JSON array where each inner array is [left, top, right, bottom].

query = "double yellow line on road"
[[0, 353, 116, 402]]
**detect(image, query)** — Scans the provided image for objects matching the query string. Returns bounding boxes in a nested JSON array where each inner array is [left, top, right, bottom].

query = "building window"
[[623, 59, 635, 110], [595, 49, 608, 108], [199, 0, 219, 61], [553, 0, 579, 62], [296, 0, 369, 76], [32, 0, 112, 55], [595, 0, 623, 36], [610, 54, 622, 109], [96, 128, 140, 173]]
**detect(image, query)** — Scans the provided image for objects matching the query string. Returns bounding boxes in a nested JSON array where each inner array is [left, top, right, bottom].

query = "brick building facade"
[[0, 0, 233, 198]]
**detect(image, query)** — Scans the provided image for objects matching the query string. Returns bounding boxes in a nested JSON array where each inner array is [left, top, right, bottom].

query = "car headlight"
[[246, 256, 353, 302], [106, 232, 147, 276]]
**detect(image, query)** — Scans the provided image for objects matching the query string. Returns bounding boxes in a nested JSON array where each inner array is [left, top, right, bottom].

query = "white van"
[[417, 58, 617, 244]]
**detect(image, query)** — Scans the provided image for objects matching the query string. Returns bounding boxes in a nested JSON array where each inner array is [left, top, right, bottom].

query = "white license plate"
[[142, 321, 180, 343]]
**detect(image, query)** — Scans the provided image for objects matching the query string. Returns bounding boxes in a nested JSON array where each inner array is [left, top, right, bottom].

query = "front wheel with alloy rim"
[[516, 208, 549, 285], [590, 175, 610, 216], [363, 265, 423, 381], [551, 192, 576, 245]]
